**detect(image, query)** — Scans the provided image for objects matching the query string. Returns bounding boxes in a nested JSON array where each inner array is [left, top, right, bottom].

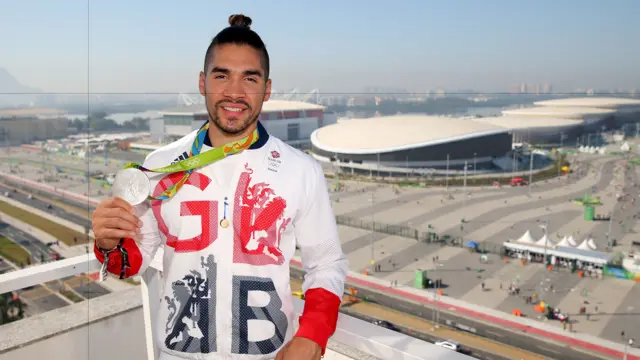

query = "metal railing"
[[0, 253, 472, 360]]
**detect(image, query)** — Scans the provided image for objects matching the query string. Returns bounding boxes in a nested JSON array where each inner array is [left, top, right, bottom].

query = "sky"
[[1, 0, 639, 95]]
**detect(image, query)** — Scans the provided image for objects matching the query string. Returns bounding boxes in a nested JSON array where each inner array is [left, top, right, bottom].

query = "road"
[[0, 225, 57, 264], [298, 266, 610, 360], [0, 184, 92, 230]]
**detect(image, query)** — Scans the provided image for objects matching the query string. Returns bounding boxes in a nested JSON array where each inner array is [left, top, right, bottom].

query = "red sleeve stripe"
[[93, 238, 143, 278], [294, 287, 342, 354]]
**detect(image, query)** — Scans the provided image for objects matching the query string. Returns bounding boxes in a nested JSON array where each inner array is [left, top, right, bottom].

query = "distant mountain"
[[0, 67, 44, 107], [0, 67, 42, 94]]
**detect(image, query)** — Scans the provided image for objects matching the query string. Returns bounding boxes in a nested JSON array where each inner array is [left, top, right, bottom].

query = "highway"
[[0, 184, 92, 230], [292, 265, 610, 360], [0, 225, 57, 264]]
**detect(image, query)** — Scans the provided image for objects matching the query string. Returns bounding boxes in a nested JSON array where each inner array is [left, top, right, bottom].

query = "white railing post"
[[140, 267, 162, 360]]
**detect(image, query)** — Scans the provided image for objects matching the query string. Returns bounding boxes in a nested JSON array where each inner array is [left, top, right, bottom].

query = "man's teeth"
[[223, 107, 242, 112]]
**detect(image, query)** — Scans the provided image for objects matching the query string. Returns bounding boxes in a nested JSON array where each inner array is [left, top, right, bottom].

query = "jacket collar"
[[202, 121, 269, 149]]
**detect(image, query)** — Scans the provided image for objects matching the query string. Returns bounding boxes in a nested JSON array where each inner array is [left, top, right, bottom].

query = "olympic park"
[[310, 97, 640, 176]]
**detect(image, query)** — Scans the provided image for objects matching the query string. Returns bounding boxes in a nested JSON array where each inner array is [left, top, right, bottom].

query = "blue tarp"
[[466, 241, 478, 248]]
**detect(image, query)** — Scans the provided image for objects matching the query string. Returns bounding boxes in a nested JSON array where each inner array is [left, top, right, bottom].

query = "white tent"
[[567, 236, 577, 247], [535, 234, 555, 247], [556, 236, 572, 247], [621, 142, 630, 152], [587, 238, 597, 250], [577, 239, 592, 251], [516, 230, 536, 244]]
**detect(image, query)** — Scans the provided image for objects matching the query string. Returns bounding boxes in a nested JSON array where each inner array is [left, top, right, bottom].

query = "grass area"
[[0, 236, 31, 266], [0, 199, 88, 246], [59, 288, 85, 303]]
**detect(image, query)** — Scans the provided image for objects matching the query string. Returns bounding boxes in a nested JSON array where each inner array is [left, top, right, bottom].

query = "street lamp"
[[432, 262, 444, 328], [624, 337, 634, 360], [539, 222, 549, 264]]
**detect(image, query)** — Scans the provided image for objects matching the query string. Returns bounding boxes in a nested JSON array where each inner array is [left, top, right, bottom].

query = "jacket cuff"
[[294, 288, 342, 354], [93, 238, 142, 278]]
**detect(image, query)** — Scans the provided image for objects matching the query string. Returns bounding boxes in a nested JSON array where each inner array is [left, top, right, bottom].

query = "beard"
[[206, 98, 260, 136]]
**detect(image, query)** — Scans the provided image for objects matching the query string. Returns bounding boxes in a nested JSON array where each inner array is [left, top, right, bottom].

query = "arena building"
[[474, 116, 584, 145], [501, 106, 616, 131], [310, 115, 512, 172], [533, 97, 640, 127], [0, 108, 68, 145], [151, 100, 336, 149]]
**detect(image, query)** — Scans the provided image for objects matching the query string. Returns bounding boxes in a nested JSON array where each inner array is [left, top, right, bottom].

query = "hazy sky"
[[1, 0, 639, 95]]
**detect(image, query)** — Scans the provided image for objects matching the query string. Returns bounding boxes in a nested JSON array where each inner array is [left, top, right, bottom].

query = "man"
[[91, 14, 347, 360]]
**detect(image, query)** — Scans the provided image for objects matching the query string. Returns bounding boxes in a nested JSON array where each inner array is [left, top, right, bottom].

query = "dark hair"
[[203, 14, 270, 79]]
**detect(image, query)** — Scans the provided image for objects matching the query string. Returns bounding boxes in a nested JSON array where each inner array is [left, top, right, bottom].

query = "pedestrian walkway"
[[290, 278, 546, 360]]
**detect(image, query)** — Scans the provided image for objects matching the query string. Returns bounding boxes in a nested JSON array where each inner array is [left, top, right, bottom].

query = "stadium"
[[149, 100, 336, 149], [474, 116, 584, 145], [501, 106, 616, 131], [310, 97, 640, 175], [533, 97, 640, 128], [310, 115, 513, 173]]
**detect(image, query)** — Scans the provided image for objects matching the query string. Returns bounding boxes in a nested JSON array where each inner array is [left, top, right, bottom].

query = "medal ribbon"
[[122, 121, 259, 201]]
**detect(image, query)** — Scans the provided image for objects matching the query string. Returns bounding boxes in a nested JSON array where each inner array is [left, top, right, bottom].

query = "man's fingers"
[[106, 207, 141, 227], [108, 196, 135, 214], [99, 228, 137, 240], [102, 217, 139, 232]]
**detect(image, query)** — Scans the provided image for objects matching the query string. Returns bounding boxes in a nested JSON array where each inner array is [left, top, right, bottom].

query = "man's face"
[[199, 44, 271, 135]]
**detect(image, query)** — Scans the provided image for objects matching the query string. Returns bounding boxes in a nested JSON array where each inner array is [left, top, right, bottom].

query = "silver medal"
[[112, 168, 151, 205]]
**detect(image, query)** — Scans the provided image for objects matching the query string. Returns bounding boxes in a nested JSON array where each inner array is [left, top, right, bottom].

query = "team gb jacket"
[[95, 122, 348, 359]]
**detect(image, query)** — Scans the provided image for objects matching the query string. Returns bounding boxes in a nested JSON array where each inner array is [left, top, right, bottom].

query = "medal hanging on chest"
[[111, 121, 259, 205]]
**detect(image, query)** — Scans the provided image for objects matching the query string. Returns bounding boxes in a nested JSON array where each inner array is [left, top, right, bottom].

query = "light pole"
[[473, 153, 477, 173], [370, 191, 375, 267], [539, 222, 549, 264], [445, 154, 450, 192], [528, 151, 534, 196], [463, 160, 468, 192], [432, 262, 444, 328], [624, 338, 634, 360]]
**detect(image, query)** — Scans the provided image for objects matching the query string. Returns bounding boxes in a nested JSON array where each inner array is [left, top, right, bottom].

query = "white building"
[[151, 100, 336, 149], [533, 97, 640, 127]]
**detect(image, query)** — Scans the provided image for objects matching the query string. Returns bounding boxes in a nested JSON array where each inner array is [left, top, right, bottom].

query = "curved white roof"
[[160, 100, 324, 116], [474, 116, 583, 130], [534, 97, 640, 109], [311, 115, 507, 154], [502, 106, 615, 119]]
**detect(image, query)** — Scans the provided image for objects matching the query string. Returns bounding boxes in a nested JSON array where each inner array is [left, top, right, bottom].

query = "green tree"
[[0, 292, 26, 325]]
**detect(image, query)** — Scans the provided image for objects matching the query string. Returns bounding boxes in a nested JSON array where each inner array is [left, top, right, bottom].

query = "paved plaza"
[[328, 153, 640, 345], [2, 146, 640, 346]]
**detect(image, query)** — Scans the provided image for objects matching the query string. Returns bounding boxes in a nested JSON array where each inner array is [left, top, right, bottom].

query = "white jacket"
[[99, 123, 348, 359]]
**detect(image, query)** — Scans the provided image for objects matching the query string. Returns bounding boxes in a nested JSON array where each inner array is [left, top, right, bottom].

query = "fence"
[[335, 215, 506, 256]]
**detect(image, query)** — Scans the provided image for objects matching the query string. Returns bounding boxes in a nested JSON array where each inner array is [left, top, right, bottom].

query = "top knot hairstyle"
[[203, 14, 270, 79]]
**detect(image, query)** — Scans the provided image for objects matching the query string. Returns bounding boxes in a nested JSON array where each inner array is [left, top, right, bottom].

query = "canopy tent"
[[621, 142, 631, 152], [535, 234, 555, 247], [577, 239, 592, 251], [516, 230, 536, 244], [556, 236, 573, 248], [503, 241, 611, 266], [567, 236, 577, 247], [587, 238, 598, 251]]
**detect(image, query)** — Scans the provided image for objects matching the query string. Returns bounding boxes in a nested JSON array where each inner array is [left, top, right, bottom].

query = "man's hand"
[[91, 197, 141, 250], [275, 337, 322, 360]]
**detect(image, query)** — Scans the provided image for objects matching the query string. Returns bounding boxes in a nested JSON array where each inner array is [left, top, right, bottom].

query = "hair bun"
[[228, 14, 252, 28]]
